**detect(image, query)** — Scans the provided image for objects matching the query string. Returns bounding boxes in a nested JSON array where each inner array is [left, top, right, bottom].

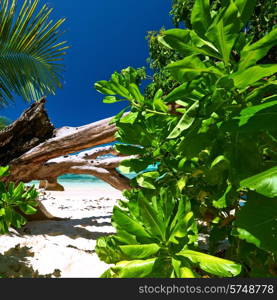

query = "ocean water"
[[30, 164, 158, 188]]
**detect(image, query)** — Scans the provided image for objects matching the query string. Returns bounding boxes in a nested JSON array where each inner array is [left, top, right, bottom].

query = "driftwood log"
[[0, 98, 132, 220]]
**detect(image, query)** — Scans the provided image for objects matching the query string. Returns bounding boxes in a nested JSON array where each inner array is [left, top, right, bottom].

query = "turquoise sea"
[[31, 165, 158, 188]]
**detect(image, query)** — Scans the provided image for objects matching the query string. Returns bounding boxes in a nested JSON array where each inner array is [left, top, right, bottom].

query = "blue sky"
[[1, 0, 173, 127]]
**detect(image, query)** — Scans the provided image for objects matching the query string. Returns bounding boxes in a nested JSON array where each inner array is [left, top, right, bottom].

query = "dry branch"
[[0, 100, 132, 220]]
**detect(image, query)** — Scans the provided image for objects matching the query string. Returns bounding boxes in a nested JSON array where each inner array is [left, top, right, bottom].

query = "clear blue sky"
[[1, 0, 173, 127]]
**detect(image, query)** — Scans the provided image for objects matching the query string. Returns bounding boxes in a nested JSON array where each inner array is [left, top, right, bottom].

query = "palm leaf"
[[0, 0, 68, 105]]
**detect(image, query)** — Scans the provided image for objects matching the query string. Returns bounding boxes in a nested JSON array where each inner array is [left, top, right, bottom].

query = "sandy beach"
[[0, 185, 124, 277]]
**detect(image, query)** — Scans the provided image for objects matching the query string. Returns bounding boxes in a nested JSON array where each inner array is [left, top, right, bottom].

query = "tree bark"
[[0, 98, 54, 165], [0, 99, 132, 221]]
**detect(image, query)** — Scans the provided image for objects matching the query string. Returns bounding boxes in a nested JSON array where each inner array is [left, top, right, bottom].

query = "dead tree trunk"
[[0, 99, 132, 220]]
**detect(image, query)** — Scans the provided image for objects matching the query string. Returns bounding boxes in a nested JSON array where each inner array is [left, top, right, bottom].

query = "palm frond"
[[0, 0, 69, 105], [0, 115, 11, 129]]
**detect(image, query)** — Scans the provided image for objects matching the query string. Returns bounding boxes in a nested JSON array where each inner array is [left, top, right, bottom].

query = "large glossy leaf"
[[112, 206, 151, 239], [239, 27, 277, 70], [163, 80, 204, 103], [119, 244, 160, 259], [191, 0, 212, 37], [95, 235, 126, 264], [108, 258, 157, 278], [206, 0, 242, 65], [240, 166, 277, 198], [169, 211, 195, 244], [231, 64, 277, 89], [138, 195, 166, 240], [166, 55, 222, 83], [167, 101, 199, 139], [158, 29, 220, 59], [172, 258, 198, 278], [177, 249, 241, 277], [234, 192, 277, 252]]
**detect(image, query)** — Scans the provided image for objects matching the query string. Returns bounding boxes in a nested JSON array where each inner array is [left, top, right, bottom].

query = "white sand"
[[0, 185, 124, 277]]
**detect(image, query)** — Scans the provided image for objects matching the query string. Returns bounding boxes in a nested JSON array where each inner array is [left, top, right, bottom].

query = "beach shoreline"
[[0, 184, 124, 277]]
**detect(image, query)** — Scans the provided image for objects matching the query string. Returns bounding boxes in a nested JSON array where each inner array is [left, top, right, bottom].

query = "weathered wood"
[[11, 115, 118, 165], [0, 100, 132, 220], [0, 98, 54, 165]]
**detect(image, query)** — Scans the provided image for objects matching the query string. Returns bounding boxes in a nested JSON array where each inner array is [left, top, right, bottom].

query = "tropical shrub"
[[0, 166, 38, 234], [146, 0, 276, 100], [96, 188, 241, 278], [95, 0, 277, 278]]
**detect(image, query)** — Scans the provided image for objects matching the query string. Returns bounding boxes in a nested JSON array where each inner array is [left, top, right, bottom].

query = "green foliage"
[[95, 0, 277, 277], [0, 0, 68, 105], [0, 116, 11, 129], [0, 166, 38, 234], [96, 189, 241, 278], [170, 0, 277, 43]]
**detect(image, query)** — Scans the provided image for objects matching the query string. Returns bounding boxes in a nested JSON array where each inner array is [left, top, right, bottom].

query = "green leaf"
[[177, 249, 241, 277], [166, 55, 222, 83], [95, 81, 116, 95], [213, 184, 232, 209], [239, 28, 277, 70], [109, 106, 129, 125], [119, 244, 160, 259], [234, 0, 257, 27], [0, 208, 5, 217], [118, 158, 151, 173], [108, 258, 157, 278], [167, 101, 199, 139], [10, 211, 26, 228], [231, 64, 277, 89], [191, 0, 212, 37], [112, 206, 151, 239], [153, 98, 168, 112], [119, 112, 139, 124], [206, 0, 242, 65], [240, 166, 277, 198], [210, 155, 230, 169], [163, 80, 204, 103], [220, 99, 277, 133], [114, 144, 144, 155], [18, 204, 37, 215], [169, 211, 195, 244], [172, 257, 198, 278], [153, 89, 163, 100], [138, 195, 166, 240], [136, 172, 159, 190], [103, 96, 123, 104], [129, 83, 144, 103], [96, 235, 126, 264], [0, 0, 68, 104], [158, 29, 220, 59], [0, 166, 9, 177], [234, 192, 277, 252], [177, 176, 187, 192]]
